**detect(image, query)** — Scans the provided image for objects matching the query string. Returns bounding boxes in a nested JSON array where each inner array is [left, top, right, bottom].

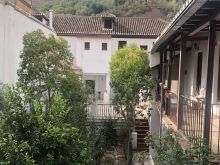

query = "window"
[[85, 80, 95, 94], [196, 52, 203, 91], [104, 19, 112, 29], [102, 43, 107, 50], [85, 42, 90, 50], [118, 41, 127, 49], [217, 50, 220, 101], [140, 45, 148, 50]]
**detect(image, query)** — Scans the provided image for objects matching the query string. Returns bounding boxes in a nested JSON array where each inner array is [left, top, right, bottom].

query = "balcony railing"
[[86, 104, 123, 119], [180, 96, 220, 155], [181, 96, 205, 142]]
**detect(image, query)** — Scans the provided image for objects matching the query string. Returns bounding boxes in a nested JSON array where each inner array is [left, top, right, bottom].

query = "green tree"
[[0, 88, 91, 164], [18, 30, 72, 104], [110, 45, 154, 162], [0, 29, 115, 164], [17, 30, 88, 131]]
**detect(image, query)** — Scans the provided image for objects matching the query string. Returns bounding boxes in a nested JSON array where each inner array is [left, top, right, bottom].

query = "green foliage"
[[87, 119, 117, 164], [34, 0, 183, 20], [110, 45, 154, 162], [0, 89, 91, 164], [147, 131, 211, 165], [17, 29, 88, 131], [101, 119, 117, 148], [117, 124, 130, 158], [110, 45, 154, 120], [0, 30, 93, 164], [18, 29, 72, 103]]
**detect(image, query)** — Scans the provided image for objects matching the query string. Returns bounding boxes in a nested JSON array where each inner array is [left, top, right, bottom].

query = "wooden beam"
[[165, 45, 174, 116], [163, 51, 167, 109], [160, 51, 164, 137], [187, 36, 208, 41], [177, 33, 187, 130], [204, 20, 216, 144], [188, 9, 219, 36]]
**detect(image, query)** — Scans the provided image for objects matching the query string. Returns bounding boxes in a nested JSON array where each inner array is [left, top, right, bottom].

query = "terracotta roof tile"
[[53, 15, 167, 37]]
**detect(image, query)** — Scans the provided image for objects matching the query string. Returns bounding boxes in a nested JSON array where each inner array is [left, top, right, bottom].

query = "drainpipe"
[[49, 9, 53, 30]]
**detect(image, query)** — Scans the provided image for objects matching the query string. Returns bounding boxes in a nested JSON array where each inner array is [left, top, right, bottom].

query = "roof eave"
[[151, 0, 208, 54]]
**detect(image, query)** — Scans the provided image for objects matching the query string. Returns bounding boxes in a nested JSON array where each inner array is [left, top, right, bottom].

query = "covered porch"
[[82, 73, 112, 104], [150, 0, 220, 157]]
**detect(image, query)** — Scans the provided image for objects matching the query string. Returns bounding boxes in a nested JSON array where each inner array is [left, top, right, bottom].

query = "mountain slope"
[[33, 0, 185, 20]]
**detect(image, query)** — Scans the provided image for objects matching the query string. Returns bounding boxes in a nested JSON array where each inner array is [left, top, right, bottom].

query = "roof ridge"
[[53, 14, 167, 36], [54, 14, 166, 22]]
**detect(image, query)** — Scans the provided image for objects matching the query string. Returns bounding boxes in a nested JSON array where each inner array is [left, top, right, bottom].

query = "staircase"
[[135, 119, 149, 151]]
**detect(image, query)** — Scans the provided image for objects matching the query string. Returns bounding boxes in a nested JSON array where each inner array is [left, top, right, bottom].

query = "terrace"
[[150, 0, 220, 158]]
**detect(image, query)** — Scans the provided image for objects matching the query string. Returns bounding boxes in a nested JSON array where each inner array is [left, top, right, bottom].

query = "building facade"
[[53, 14, 167, 103], [150, 0, 220, 158], [0, 0, 53, 84], [0, 0, 167, 104]]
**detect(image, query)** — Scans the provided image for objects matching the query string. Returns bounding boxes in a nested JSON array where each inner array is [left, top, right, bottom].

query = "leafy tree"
[[0, 88, 91, 164], [17, 30, 88, 132], [110, 45, 154, 162], [18, 30, 73, 105], [0, 30, 94, 164]]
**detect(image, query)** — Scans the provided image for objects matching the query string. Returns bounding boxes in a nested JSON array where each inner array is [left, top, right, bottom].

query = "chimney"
[[49, 9, 53, 30]]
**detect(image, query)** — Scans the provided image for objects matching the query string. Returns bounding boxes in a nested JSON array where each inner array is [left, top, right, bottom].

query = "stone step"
[[135, 127, 149, 132], [136, 125, 149, 130], [136, 130, 149, 135], [137, 142, 148, 148], [137, 133, 148, 139], [137, 138, 146, 143], [135, 121, 148, 126]]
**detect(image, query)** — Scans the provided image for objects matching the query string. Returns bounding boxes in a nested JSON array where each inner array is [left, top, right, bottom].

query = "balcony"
[[156, 95, 220, 156], [86, 103, 123, 119]]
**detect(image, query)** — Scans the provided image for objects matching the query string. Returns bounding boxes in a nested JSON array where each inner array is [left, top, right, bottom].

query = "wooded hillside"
[[33, 0, 185, 20]]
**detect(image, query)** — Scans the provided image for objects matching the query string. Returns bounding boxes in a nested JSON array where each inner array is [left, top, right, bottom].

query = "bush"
[[0, 89, 91, 164], [147, 130, 211, 165]]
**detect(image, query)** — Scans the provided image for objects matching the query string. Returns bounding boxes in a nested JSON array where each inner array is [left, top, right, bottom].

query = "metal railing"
[[210, 104, 220, 155], [86, 104, 123, 119], [181, 96, 205, 143], [181, 96, 220, 155]]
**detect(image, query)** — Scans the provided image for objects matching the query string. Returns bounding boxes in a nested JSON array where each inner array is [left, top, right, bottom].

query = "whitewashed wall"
[[182, 32, 220, 105], [63, 35, 156, 103], [0, 3, 54, 84]]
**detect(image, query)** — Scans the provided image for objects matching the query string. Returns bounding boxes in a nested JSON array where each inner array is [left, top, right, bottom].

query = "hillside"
[[33, 0, 185, 20]]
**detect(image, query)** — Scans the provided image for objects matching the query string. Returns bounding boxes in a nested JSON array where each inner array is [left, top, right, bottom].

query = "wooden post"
[[163, 51, 167, 109], [165, 46, 173, 116], [177, 33, 186, 130], [159, 50, 167, 136], [204, 20, 216, 144], [160, 51, 165, 136]]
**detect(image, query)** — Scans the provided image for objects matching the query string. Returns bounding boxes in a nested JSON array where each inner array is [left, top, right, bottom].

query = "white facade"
[[63, 35, 156, 103], [0, 2, 54, 84], [0, 2, 159, 104]]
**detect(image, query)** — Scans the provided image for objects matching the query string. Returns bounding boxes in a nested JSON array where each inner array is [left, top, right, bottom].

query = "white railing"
[[86, 104, 122, 119]]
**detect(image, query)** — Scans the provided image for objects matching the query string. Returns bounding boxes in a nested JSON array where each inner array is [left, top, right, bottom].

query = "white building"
[[0, 0, 167, 104], [0, 0, 54, 84], [52, 13, 167, 103]]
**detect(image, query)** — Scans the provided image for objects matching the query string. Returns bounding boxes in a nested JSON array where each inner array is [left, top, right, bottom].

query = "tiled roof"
[[53, 15, 167, 37]]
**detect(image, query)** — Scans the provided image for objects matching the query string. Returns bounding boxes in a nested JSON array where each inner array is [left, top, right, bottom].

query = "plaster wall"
[[0, 3, 53, 84], [63, 36, 156, 103], [182, 32, 220, 105]]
